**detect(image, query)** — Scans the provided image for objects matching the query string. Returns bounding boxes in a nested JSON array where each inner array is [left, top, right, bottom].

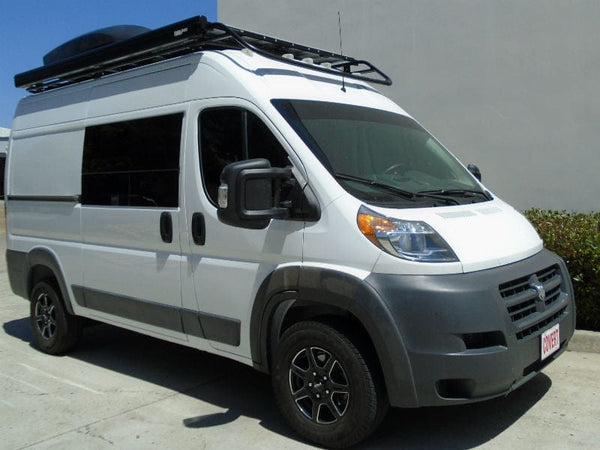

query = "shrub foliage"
[[523, 209, 600, 331]]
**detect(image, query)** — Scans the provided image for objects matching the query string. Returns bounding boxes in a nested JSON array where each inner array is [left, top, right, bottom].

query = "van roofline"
[[15, 15, 392, 94]]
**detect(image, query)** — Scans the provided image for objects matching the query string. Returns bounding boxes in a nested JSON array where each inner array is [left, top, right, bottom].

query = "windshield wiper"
[[418, 189, 492, 201], [413, 192, 460, 205], [335, 173, 415, 200], [336, 174, 461, 205]]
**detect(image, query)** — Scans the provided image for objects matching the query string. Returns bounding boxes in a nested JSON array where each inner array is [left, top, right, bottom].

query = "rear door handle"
[[160, 212, 173, 243], [192, 212, 206, 245]]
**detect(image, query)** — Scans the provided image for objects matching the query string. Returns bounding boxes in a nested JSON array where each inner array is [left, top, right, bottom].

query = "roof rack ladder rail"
[[207, 21, 392, 86]]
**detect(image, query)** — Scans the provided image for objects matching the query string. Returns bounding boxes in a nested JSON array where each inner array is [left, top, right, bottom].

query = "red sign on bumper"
[[541, 323, 560, 360]]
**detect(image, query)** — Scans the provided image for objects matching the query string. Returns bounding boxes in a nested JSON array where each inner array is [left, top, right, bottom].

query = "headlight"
[[357, 205, 458, 262]]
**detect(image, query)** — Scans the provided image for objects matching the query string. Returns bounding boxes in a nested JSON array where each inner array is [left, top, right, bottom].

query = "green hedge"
[[523, 209, 600, 331]]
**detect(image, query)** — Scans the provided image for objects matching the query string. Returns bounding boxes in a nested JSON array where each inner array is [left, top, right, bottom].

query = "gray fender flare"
[[250, 265, 418, 407]]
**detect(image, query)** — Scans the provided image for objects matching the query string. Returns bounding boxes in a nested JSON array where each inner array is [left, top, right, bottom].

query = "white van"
[[6, 16, 575, 448]]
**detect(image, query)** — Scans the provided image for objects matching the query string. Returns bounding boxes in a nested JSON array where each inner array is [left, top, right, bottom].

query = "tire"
[[30, 280, 82, 354], [272, 321, 388, 448]]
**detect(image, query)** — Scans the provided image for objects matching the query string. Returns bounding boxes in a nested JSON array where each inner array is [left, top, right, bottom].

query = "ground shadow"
[[3, 317, 552, 448], [3, 316, 32, 342], [361, 373, 552, 449]]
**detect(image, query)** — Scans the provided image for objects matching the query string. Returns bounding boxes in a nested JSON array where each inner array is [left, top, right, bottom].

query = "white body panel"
[[9, 128, 83, 196]]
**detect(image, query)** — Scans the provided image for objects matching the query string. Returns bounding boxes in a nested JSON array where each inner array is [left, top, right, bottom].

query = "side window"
[[199, 109, 244, 204], [200, 108, 289, 204], [82, 113, 183, 207], [247, 112, 289, 167]]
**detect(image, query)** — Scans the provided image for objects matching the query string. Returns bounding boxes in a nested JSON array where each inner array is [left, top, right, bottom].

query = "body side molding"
[[71, 285, 241, 346]]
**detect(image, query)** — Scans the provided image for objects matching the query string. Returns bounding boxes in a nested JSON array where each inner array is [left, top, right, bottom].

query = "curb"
[[568, 329, 600, 354]]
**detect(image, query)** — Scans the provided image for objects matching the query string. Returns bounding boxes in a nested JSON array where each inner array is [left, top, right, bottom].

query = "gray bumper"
[[367, 249, 575, 407]]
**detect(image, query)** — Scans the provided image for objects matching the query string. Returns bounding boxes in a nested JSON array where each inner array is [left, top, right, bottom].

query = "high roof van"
[[5, 16, 575, 448]]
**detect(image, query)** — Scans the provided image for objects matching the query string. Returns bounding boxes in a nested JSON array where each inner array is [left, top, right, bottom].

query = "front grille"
[[516, 306, 567, 340], [499, 264, 567, 340], [499, 264, 559, 301]]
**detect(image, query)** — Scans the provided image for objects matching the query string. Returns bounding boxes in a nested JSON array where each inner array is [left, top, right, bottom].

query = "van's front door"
[[183, 100, 304, 360]]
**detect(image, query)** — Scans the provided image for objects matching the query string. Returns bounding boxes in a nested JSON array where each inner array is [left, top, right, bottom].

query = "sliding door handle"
[[192, 212, 206, 245], [160, 212, 173, 243]]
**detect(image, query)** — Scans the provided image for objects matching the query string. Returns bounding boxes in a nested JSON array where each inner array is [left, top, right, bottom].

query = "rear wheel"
[[272, 321, 388, 448], [30, 281, 82, 354]]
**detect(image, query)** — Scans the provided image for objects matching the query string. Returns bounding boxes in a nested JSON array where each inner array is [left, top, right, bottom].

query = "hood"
[[375, 198, 543, 273]]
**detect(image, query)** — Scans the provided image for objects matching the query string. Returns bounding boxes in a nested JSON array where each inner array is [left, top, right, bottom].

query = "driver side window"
[[199, 108, 289, 204]]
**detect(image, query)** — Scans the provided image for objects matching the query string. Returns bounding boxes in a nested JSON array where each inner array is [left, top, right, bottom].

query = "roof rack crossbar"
[[15, 16, 392, 93]]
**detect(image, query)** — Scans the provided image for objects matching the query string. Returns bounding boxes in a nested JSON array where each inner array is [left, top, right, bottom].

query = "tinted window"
[[273, 100, 487, 207], [82, 114, 183, 207], [200, 108, 289, 204], [247, 112, 289, 167]]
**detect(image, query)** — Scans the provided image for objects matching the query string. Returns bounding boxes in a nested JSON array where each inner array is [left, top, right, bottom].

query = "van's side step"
[[15, 15, 392, 93]]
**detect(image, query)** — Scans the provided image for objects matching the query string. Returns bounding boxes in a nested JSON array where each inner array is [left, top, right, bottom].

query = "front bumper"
[[367, 249, 575, 407]]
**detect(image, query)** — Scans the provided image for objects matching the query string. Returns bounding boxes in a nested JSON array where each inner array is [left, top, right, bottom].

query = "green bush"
[[523, 209, 600, 331]]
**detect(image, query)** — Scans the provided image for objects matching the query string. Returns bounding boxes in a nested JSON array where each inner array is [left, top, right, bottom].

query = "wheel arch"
[[22, 248, 75, 314], [250, 265, 418, 407]]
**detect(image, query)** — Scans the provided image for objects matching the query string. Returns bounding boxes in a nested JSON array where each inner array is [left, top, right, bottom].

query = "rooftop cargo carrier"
[[15, 15, 392, 93]]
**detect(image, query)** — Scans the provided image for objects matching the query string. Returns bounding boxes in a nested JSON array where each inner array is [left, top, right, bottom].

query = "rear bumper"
[[367, 249, 575, 407]]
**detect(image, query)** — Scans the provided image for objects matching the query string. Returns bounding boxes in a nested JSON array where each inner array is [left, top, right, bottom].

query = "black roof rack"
[[15, 16, 392, 94]]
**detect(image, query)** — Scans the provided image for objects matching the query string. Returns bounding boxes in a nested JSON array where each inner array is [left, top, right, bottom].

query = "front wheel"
[[272, 321, 388, 448], [30, 281, 82, 354]]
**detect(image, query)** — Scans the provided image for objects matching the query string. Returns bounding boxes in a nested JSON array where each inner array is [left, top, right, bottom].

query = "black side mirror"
[[467, 164, 482, 181], [217, 158, 292, 229]]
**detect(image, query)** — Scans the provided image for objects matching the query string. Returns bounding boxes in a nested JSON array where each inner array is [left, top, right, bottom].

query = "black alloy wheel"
[[30, 281, 82, 354], [34, 288, 58, 340], [288, 345, 350, 424]]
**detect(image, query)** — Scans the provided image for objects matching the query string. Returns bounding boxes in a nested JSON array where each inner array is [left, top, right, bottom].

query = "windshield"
[[273, 100, 490, 207]]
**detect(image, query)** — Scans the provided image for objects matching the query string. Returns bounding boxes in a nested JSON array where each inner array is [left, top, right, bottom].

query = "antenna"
[[338, 11, 346, 92]]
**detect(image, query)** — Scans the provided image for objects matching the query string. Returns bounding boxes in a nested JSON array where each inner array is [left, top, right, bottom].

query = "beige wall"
[[219, 0, 599, 212]]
